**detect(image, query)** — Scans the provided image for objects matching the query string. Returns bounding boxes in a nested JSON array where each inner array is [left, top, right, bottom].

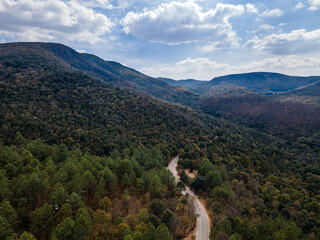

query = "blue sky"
[[1, 0, 320, 80]]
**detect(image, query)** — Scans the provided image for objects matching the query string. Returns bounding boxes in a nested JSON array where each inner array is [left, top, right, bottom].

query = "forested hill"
[[0, 42, 198, 105], [0, 47, 203, 156], [0, 42, 319, 240]]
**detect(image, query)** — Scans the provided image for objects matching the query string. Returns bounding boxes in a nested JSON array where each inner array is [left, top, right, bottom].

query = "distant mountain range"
[[158, 72, 320, 95]]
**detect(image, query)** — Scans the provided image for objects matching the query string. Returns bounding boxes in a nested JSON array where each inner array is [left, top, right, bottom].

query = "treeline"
[[0, 135, 196, 240]]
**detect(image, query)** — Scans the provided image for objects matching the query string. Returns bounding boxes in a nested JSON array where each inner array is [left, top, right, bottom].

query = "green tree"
[[162, 209, 175, 231], [73, 208, 93, 240], [156, 223, 172, 240], [132, 232, 143, 240], [149, 199, 165, 217], [0, 199, 18, 229], [177, 181, 186, 192], [48, 184, 67, 209], [99, 196, 112, 212], [205, 170, 222, 189], [143, 222, 156, 240], [30, 203, 54, 240], [229, 233, 242, 240], [18, 231, 37, 240], [54, 217, 75, 240], [138, 208, 149, 223], [0, 216, 13, 239]]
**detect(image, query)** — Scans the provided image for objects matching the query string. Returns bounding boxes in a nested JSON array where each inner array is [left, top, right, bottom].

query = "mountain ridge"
[[158, 71, 320, 95], [0, 42, 199, 105]]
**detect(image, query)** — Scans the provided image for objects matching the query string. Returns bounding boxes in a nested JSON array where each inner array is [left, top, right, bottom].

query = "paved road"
[[168, 156, 210, 240]]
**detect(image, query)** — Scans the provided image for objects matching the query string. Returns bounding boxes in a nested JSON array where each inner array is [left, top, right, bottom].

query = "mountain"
[[0, 42, 199, 105], [285, 81, 320, 96], [205, 72, 320, 94], [157, 77, 205, 90], [159, 72, 320, 95]]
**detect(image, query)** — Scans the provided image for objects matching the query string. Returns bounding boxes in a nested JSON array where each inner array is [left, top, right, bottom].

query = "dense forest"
[[0, 42, 319, 240], [0, 135, 197, 239]]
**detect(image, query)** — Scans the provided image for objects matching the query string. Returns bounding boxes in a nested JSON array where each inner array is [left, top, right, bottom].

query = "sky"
[[0, 0, 320, 80]]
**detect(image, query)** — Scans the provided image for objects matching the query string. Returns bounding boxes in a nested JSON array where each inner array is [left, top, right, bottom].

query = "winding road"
[[168, 156, 210, 240]]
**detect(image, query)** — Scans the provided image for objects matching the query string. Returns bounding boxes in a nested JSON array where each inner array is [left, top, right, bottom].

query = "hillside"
[[0, 42, 199, 105], [285, 81, 320, 96]]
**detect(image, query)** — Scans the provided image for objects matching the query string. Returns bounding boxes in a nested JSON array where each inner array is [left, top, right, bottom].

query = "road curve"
[[167, 156, 210, 240]]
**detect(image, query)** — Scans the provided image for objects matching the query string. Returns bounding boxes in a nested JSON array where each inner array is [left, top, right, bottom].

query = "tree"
[[48, 184, 67, 210], [138, 208, 149, 223], [132, 232, 143, 240], [229, 233, 242, 240], [0, 216, 13, 239], [205, 170, 222, 189], [0, 199, 18, 229], [112, 223, 131, 240], [99, 196, 112, 212], [162, 209, 175, 230], [156, 223, 172, 240], [143, 222, 156, 240], [148, 214, 161, 228], [18, 231, 37, 240], [177, 181, 186, 192], [55, 203, 72, 225], [149, 200, 165, 218], [69, 192, 84, 212], [0, 170, 10, 202], [54, 217, 75, 240], [73, 208, 93, 240], [30, 203, 54, 240], [92, 209, 111, 240]]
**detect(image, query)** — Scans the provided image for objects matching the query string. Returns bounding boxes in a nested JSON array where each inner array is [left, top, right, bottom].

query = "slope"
[[0, 42, 199, 105]]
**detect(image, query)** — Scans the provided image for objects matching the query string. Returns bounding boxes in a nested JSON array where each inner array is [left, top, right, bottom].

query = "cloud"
[[141, 56, 320, 80], [141, 57, 230, 80], [245, 3, 258, 14], [260, 8, 283, 17], [0, 0, 114, 44], [72, 0, 113, 9], [244, 29, 320, 55], [122, 1, 244, 47], [308, 0, 320, 10], [259, 24, 274, 30], [294, 2, 304, 10]]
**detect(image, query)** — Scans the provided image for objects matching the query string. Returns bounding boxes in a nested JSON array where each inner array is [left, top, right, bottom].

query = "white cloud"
[[122, 1, 244, 47], [71, 0, 113, 9], [294, 2, 304, 10], [260, 8, 283, 17], [141, 57, 231, 80], [259, 24, 274, 30], [141, 56, 320, 80], [244, 29, 320, 55], [308, 0, 320, 10], [246, 3, 258, 14], [0, 0, 114, 44]]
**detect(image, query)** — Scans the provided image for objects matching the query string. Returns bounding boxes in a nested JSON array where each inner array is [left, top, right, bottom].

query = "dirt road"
[[168, 156, 210, 240]]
